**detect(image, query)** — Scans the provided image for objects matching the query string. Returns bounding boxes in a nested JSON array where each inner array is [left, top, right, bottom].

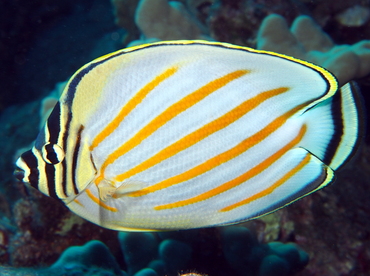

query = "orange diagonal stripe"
[[97, 69, 249, 184], [73, 198, 84, 207], [90, 66, 179, 151], [86, 189, 117, 212], [220, 153, 311, 212], [154, 124, 307, 210], [115, 87, 289, 183], [131, 102, 306, 197]]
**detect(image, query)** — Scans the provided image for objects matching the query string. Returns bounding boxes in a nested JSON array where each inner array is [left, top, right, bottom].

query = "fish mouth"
[[14, 166, 25, 182]]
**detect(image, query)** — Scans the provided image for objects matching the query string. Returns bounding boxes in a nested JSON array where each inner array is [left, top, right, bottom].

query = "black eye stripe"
[[45, 144, 59, 164], [29, 168, 40, 189], [45, 164, 58, 199], [21, 150, 39, 189], [45, 143, 54, 152]]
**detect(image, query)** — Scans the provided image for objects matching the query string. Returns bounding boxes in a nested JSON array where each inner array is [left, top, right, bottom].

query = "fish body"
[[15, 41, 361, 231]]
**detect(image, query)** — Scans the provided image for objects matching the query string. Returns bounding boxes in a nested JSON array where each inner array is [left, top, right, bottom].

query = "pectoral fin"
[[98, 179, 148, 201]]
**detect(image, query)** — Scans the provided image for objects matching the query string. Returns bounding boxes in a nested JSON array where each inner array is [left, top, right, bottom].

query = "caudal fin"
[[301, 82, 363, 170]]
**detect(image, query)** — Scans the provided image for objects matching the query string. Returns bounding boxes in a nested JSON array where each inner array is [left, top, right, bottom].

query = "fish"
[[14, 40, 362, 231]]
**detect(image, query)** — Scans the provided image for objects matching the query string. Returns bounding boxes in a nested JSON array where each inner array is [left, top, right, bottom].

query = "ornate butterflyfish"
[[14, 40, 361, 231]]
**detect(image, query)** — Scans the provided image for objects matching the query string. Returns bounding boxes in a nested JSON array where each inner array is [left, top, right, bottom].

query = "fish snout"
[[14, 166, 25, 182]]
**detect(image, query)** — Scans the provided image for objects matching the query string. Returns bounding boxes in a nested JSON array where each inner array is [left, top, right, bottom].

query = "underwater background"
[[1, 0, 370, 275]]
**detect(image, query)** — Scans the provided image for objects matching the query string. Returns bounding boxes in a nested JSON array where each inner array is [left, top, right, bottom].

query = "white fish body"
[[15, 40, 361, 231]]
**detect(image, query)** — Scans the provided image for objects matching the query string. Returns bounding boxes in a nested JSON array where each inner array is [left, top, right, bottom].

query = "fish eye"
[[41, 143, 65, 164]]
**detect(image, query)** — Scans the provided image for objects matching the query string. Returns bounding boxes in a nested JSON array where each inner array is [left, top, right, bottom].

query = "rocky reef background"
[[0, 0, 370, 275]]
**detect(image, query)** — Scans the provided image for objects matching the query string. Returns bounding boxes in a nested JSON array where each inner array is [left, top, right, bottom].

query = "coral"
[[186, 0, 216, 25], [121, 1, 370, 86], [118, 230, 195, 276], [111, 0, 141, 44], [4, 1, 370, 276], [220, 226, 308, 276], [336, 5, 370, 27], [158, 239, 192, 275], [206, 0, 303, 46], [257, 14, 370, 86], [306, 0, 370, 39], [41, 225, 308, 276], [0, 224, 309, 275], [50, 240, 124, 275], [133, 0, 208, 42], [8, 186, 120, 267], [119, 232, 158, 275], [134, 268, 157, 276]]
